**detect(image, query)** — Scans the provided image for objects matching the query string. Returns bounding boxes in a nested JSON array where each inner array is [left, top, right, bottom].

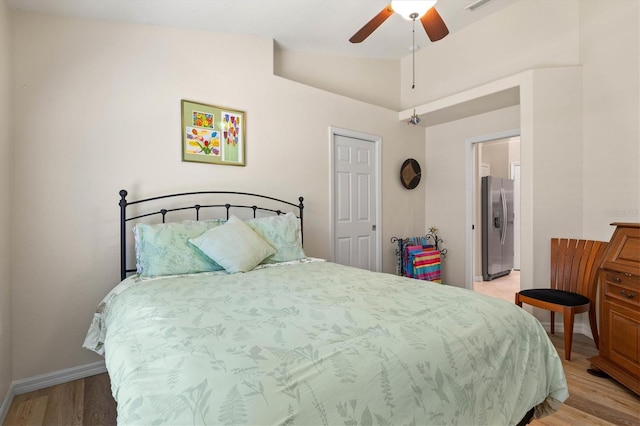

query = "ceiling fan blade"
[[420, 7, 449, 42], [349, 4, 394, 43]]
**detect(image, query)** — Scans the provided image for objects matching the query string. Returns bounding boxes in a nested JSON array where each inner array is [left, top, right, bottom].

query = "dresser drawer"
[[603, 271, 640, 308], [600, 300, 640, 376], [592, 223, 640, 396]]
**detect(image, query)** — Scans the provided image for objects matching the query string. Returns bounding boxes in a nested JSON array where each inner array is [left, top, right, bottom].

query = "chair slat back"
[[550, 238, 608, 299]]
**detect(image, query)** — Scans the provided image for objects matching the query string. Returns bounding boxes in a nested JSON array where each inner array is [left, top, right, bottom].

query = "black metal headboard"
[[119, 190, 304, 280]]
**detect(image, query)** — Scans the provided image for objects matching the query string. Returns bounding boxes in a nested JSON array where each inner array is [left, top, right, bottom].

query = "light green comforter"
[[85, 260, 568, 425]]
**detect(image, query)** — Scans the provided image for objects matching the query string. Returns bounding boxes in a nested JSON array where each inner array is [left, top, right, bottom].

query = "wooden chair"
[[515, 238, 608, 360]]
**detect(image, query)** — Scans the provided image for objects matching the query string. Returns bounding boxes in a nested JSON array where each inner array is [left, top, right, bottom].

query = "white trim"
[[509, 161, 520, 179], [0, 361, 106, 424], [398, 70, 525, 121], [329, 126, 383, 272], [13, 360, 107, 395], [510, 161, 521, 270], [465, 129, 520, 290], [0, 383, 15, 425]]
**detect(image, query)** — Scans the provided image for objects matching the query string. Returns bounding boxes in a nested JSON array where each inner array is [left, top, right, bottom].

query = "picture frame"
[[181, 99, 245, 166]]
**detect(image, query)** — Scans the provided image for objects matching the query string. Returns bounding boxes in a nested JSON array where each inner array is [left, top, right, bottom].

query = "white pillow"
[[189, 215, 276, 273]]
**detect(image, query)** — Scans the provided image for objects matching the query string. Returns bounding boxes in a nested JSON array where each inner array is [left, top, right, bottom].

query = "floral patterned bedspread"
[[84, 260, 568, 425]]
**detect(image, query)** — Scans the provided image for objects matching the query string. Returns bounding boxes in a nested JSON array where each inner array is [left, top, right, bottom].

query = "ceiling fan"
[[349, 0, 449, 44]]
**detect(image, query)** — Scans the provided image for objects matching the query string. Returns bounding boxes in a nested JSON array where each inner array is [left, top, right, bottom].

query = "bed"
[[84, 190, 569, 425]]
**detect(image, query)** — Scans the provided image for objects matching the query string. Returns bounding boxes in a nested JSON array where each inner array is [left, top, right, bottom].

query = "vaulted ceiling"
[[6, 0, 516, 59]]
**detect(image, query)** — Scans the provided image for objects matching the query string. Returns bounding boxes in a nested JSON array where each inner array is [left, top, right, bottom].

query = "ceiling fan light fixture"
[[391, 0, 437, 20], [408, 109, 421, 125]]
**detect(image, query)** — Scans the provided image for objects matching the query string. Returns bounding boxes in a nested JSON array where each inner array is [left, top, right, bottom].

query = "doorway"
[[465, 130, 520, 302], [330, 127, 381, 272]]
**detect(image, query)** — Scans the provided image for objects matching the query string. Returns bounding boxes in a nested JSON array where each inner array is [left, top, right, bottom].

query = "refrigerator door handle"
[[500, 187, 507, 245]]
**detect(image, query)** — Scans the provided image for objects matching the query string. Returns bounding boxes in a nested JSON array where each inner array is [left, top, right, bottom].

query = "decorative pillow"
[[134, 219, 225, 277], [246, 212, 305, 263], [188, 215, 276, 273]]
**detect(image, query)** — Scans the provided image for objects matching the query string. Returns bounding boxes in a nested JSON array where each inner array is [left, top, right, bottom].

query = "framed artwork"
[[181, 100, 245, 166]]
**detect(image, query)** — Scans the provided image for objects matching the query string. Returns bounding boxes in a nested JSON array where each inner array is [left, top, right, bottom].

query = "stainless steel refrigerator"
[[481, 176, 514, 280]]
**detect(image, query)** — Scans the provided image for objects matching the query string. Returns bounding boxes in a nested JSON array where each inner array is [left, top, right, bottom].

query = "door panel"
[[333, 133, 377, 271], [357, 236, 372, 270], [357, 173, 371, 221], [337, 172, 352, 221], [337, 237, 352, 266]]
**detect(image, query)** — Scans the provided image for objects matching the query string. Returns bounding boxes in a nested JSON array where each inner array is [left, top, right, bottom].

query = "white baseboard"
[[0, 383, 15, 426], [12, 360, 107, 395], [0, 361, 106, 424]]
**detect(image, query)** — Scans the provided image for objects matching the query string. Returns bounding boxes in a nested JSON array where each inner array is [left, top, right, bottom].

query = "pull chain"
[[412, 17, 416, 89]]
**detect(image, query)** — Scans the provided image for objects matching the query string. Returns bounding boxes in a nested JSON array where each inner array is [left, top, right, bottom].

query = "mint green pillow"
[[246, 212, 305, 263], [189, 215, 276, 273], [134, 219, 225, 277]]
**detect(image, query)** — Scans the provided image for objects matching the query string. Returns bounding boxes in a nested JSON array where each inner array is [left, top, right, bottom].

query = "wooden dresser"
[[589, 222, 640, 395]]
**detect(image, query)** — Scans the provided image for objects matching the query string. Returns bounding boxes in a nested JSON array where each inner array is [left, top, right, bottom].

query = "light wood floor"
[[473, 269, 521, 303], [532, 333, 639, 426], [3, 373, 115, 426], [3, 332, 638, 426]]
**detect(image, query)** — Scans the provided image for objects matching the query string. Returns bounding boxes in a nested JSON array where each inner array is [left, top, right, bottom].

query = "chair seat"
[[518, 289, 590, 306]]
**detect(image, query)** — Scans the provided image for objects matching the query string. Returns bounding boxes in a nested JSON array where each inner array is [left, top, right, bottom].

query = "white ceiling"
[[6, 0, 516, 59]]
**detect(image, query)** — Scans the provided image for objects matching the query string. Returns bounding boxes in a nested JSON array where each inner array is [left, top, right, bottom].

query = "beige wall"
[[481, 140, 510, 179], [580, 0, 640, 239], [527, 67, 585, 292], [425, 105, 520, 286], [0, 0, 12, 401], [275, 48, 401, 110], [9, 11, 424, 379], [401, 0, 580, 110], [418, 0, 639, 328], [414, 0, 639, 245]]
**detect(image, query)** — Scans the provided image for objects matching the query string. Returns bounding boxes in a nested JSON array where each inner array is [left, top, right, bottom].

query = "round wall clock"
[[400, 158, 422, 189]]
